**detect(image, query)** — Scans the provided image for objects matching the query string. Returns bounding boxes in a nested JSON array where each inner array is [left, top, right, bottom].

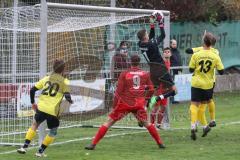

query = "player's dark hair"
[[137, 29, 147, 41], [119, 40, 127, 48], [163, 47, 171, 51], [53, 59, 65, 74], [203, 32, 214, 47], [211, 35, 217, 46], [131, 54, 141, 66]]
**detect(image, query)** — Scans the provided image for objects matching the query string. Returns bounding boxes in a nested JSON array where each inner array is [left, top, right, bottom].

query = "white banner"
[[174, 74, 192, 101], [17, 83, 40, 117], [67, 79, 106, 113]]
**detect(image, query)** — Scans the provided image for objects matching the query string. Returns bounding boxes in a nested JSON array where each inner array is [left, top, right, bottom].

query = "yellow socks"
[[42, 134, 55, 146], [190, 104, 198, 129], [208, 99, 215, 121], [198, 104, 207, 126], [25, 127, 36, 141]]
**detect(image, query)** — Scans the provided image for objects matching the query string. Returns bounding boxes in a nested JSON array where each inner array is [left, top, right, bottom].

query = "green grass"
[[0, 91, 240, 160]]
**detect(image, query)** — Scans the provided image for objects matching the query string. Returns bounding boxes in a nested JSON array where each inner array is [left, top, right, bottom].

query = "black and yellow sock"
[[23, 128, 36, 148], [38, 134, 55, 153]]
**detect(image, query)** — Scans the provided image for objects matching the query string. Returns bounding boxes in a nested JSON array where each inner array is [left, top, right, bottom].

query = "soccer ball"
[[151, 11, 164, 22]]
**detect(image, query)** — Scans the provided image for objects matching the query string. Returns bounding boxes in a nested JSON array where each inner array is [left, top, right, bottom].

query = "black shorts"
[[211, 82, 215, 92], [191, 87, 213, 102], [149, 63, 173, 88], [34, 109, 60, 129]]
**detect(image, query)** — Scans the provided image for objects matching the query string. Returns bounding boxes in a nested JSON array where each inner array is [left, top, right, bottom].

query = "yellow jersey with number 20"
[[35, 73, 70, 117]]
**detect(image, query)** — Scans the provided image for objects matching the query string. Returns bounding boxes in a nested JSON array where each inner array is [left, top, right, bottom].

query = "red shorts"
[[156, 98, 168, 106], [155, 84, 168, 106], [109, 99, 147, 122]]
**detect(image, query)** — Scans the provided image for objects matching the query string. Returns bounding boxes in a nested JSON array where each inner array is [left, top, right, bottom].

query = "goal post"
[[0, 3, 170, 145]]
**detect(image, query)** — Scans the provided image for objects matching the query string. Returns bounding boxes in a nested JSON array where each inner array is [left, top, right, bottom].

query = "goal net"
[[0, 3, 170, 145]]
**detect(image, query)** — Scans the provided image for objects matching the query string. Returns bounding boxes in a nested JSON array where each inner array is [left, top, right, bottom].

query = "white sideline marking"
[[1, 121, 240, 155], [0, 130, 146, 155]]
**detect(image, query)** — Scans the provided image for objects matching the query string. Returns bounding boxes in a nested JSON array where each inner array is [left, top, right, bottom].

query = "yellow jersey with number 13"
[[35, 73, 70, 117], [189, 49, 224, 90]]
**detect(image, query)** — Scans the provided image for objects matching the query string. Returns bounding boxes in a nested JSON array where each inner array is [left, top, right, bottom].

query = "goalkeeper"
[[137, 12, 176, 109], [17, 59, 73, 157]]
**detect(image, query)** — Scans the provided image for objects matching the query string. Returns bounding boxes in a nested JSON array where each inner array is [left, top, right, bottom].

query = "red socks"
[[146, 124, 163, 145], [151, 109, 164, 124], [92, 125, 108, 145]]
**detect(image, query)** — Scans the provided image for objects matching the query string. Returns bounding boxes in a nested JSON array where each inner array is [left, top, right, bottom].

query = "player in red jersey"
[[85, 54, 166, 150], [150, 47, 171, 128]]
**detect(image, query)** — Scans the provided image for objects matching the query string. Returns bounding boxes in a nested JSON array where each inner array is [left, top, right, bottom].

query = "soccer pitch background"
[[0, 91, 239, 160]]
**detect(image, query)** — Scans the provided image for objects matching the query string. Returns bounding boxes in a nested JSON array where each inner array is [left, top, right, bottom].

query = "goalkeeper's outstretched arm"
[[149, 11, 165, 44], [149, 15, 155, 40]]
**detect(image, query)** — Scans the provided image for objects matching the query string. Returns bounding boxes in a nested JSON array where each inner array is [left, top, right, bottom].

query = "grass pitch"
[[0, 91, 239, 160]]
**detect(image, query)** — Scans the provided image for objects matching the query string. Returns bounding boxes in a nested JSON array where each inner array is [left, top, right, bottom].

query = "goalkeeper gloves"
[[155, 12, 164, 28]]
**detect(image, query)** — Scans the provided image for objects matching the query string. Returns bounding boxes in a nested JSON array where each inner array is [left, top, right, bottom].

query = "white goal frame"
[[0, 2, 170, 146]]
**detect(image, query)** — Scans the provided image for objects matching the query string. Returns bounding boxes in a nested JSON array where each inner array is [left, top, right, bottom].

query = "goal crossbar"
[[36, 2, 170, 16]]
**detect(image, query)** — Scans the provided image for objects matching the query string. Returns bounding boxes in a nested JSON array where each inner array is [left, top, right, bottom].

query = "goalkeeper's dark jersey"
[[138, 27, 165, 64], [138, 27, 174, 87]]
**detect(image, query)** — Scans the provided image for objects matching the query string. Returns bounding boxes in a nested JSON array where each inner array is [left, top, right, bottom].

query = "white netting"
[[0, 6, 147, 32], [0, 4, 169, 145]]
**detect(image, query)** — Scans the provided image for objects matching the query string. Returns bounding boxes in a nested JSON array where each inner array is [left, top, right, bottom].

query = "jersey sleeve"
[[156, 27, 165, 45], [63, 78, 70, 93], [192, 47, 202, 53], [215, 55, 224, 71], [35, 76, 47, 89], [149, 28, 155, 40], [213, 48, 219, 55], [189, 54, 196, 69]]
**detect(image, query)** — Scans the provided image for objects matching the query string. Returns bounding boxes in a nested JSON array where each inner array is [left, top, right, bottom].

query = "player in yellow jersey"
[[17, 59, 73, 157], [188, 32, 224, 140], [186, 37, 219, 128]]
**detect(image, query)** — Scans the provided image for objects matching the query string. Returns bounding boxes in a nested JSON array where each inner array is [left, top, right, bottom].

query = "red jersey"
[[164, 60, 170, 71], [113, 66, 154, 107], [155, 60, 171, 96]]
